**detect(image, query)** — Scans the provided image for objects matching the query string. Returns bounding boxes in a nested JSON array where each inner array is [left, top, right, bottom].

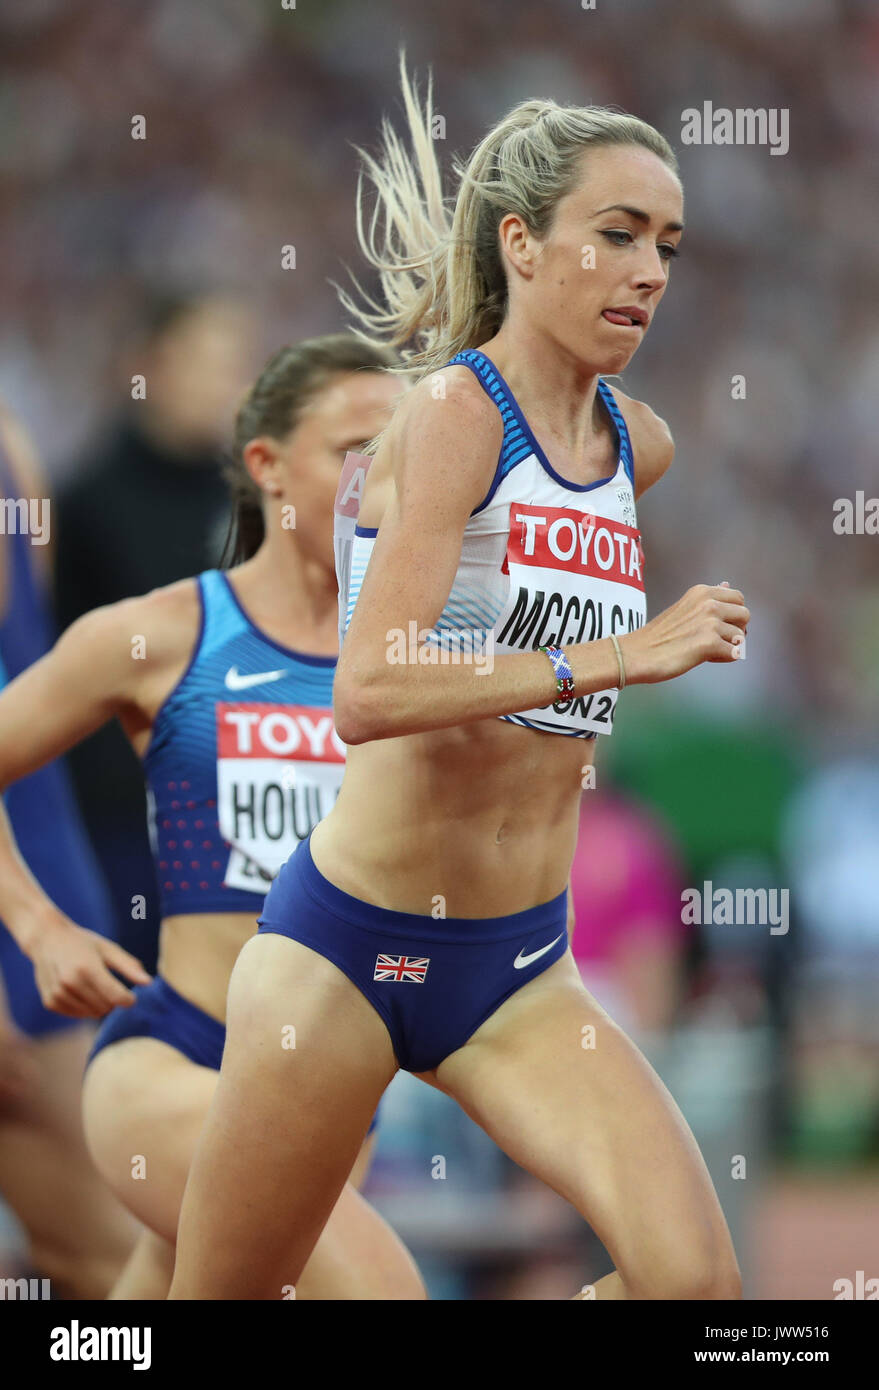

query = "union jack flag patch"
[[373, 953, 430, 983]]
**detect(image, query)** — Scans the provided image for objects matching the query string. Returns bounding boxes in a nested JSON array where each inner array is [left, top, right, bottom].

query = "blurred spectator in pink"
[[569, 788, 690, 1038]]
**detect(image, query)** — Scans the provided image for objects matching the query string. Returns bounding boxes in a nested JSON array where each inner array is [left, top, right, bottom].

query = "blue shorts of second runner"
[[257, 829, 570, 1074], [86, 975, 383, 1137], [86, 976, 226, 1070]]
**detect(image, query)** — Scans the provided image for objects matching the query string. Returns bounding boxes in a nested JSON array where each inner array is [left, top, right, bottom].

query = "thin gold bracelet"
[[609, 633, 626, 690]]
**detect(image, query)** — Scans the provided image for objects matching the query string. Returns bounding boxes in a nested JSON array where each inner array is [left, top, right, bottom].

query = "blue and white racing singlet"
[[333, 348, 647, 740]]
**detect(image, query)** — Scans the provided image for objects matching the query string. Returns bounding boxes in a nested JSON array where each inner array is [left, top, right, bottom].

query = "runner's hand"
[[24, 912, 152, 1018], [618, 582, 749, 685]]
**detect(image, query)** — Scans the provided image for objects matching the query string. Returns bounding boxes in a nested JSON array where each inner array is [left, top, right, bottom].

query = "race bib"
[[216, 703, 346, 882], [495, 502, 647, 736]]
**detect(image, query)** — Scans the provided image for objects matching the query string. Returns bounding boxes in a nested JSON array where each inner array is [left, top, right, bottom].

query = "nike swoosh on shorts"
[[513, 933, 564, 970]]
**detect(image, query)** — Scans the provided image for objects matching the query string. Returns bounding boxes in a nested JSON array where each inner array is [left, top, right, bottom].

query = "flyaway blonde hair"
[[336, 50, 679, 389]]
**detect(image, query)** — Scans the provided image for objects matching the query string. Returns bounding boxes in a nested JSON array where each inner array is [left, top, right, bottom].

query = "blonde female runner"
[[170, 64, 748, 1301]]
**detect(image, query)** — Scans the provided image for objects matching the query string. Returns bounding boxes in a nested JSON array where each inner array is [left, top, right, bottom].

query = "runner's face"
[[275, 370, 404, 560], [511, 145, 684, 374]]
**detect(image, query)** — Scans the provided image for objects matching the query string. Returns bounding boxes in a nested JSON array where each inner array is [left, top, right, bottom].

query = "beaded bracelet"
[[538, 644, 575, 699]]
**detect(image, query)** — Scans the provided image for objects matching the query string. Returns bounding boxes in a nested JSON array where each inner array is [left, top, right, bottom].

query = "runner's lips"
[[602, 307, 648, 328]]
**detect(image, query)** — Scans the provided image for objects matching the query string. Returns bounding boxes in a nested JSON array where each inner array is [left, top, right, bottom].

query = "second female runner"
[[0, 335, 424, 1299]]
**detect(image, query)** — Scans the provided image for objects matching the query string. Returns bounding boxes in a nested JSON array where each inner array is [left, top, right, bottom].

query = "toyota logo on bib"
[[504, 502, 644, 590], [216, 703, 346, 884], [217, 704, 347, 761]]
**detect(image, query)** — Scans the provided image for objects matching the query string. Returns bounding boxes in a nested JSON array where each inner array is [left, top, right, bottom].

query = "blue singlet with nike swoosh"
[[144, 569, 345, 918]]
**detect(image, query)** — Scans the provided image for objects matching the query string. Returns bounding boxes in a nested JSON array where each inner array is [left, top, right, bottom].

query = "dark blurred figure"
[[53, 293, 258, 968]]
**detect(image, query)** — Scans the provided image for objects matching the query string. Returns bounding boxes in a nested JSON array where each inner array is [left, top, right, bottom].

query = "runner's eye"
[[600, 230, 681, 261]]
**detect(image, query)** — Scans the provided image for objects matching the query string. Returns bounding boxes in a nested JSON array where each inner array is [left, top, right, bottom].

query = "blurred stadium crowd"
[[1, 0, 877, 1298]]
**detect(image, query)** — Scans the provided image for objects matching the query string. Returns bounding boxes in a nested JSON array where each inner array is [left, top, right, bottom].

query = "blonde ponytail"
[[336, 50, 679, 386]]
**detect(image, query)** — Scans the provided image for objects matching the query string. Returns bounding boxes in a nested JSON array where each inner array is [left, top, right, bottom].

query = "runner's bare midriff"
[[157, 912, 258, 1024], [311, 714, 595, 918], [156, 713, 594, 1018]]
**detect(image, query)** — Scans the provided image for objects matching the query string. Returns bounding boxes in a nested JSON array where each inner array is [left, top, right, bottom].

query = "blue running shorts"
[[87, 976, 227, 1070], [257, 829, 569, 1073]]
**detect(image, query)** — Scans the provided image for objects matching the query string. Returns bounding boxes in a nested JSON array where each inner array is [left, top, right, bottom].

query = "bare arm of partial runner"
[[0, 590, 195, 1017], [334, 369, 749, 744]]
